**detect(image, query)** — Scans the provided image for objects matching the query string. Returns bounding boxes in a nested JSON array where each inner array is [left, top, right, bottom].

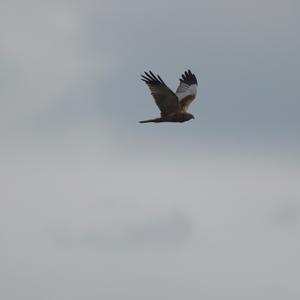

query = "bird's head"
[[181, 112, 195, 122]]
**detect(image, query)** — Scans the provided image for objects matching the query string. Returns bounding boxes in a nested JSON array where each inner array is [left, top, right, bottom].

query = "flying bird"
[[140, 70, 198, 123]]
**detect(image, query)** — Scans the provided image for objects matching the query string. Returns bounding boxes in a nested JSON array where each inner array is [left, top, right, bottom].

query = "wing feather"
[[176, 70, 198, 111], [141, 71, 179, 116]]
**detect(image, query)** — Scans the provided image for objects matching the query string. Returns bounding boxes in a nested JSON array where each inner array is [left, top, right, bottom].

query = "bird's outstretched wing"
[[176, 70, 197, 112], [141, 71, 179, 116]]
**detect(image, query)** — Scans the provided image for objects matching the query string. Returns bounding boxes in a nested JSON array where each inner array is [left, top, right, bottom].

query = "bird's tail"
[[139, 117, 164, 123]]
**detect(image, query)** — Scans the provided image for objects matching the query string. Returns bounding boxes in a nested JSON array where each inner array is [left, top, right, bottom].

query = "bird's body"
[[140, 70, 198, 124], [139, 112, 194, 123]]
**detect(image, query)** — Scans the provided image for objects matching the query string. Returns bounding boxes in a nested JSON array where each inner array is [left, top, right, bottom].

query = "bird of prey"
[[140, 70, 198, 123]]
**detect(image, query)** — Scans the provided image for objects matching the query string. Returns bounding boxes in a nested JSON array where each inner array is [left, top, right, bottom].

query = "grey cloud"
[[271, 199, 300, 228], [1, 0, 299, 145], [49, 210, 193, 251]]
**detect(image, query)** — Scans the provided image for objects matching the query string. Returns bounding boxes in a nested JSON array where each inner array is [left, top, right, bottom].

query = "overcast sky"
[[1, 1, 300, 300]]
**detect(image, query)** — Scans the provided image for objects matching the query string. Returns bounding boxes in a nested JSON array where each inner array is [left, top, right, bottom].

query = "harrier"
[[140, 70, 198, 123]]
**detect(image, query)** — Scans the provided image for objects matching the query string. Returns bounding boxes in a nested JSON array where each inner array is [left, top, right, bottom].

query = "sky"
[[1, 0, 300, 299]]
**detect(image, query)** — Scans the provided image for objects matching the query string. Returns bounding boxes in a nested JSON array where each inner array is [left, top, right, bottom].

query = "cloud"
[[271, 198, 300, 228], [1, 146, 299, 300], [49, 210, 193, 250], [0, 0, 112, 132]]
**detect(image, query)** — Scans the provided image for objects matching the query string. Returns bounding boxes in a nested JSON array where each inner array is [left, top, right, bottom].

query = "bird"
[[139, 70, 198, 123]]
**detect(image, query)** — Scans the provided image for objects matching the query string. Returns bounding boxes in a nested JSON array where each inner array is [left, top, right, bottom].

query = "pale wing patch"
[[176, 70, 198, 112], [176, 83, 197, 101]]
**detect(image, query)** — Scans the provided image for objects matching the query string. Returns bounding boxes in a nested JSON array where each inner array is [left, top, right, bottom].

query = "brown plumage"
[[140, 70, 198, 123]]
